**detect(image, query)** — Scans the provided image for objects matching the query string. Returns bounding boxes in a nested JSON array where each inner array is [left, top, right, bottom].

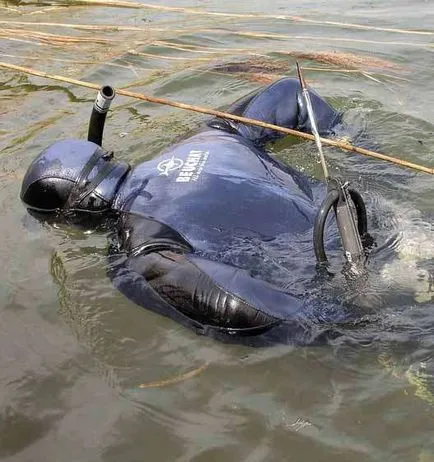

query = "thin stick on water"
[[16, 1, 433, 36], [138, 364, 208, 389], [0, 21, 431, 48], [296, 62, 329, 180], [0, 61, 432, 175], [0, 28, 115, 45]]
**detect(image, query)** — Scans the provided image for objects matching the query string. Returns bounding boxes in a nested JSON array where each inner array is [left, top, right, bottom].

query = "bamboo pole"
[[0, 61, 432, 175]]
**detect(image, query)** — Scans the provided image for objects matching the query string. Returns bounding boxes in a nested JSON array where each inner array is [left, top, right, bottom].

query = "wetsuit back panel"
[[114, 130, 318, 259]]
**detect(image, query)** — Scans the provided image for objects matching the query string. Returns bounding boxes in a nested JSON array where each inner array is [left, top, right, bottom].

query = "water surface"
[[0, 1, 433, 460]]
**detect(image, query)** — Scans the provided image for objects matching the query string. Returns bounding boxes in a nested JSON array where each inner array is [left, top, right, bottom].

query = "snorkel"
[[88, 85, 116, 146], [20, 83, 130, 223], [296, 63, 373, 276]]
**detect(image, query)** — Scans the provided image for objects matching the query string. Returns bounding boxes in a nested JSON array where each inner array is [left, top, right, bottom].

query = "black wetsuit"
[[21, 78, 351, 345]]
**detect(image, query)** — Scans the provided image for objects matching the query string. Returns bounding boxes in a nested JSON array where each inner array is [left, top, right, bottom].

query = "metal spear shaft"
[[296, 62, 366, 270], [296, 62, 330, 181]]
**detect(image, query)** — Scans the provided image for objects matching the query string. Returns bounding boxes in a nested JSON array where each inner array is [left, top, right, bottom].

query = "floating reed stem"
[[128, 50, 218, 62], [0, 53, 154, 76], [152, 41, 234, 55], [0, 27, 115, 45], [0, 6, 19, 12], [208, 30, 433, 49], [138, 364, 208, 389], [23, 0, 433, 37], [0, 61, 432, 175], [280, 51, 401, 70], [25, 6, 65, 15], [1, 21, 431, 49], [0, 20, 152, 31], [0, 37, 41, 46], [212, 55, 405, 84]]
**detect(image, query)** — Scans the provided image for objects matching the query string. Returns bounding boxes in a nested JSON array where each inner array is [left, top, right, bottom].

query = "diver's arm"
[[108, 249, 278, 335], [108, 213, 278, 333], [209, 77, 341, 145]]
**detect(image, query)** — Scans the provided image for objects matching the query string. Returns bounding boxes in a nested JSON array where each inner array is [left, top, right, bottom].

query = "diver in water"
[[20, 77, 373, 346]]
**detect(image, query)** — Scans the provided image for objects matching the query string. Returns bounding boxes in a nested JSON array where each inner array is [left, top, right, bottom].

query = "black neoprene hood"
[[21, 139, 130, 214]]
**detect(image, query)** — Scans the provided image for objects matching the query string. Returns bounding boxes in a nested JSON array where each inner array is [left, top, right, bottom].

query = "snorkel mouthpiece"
[[88, 85, 116, 147]]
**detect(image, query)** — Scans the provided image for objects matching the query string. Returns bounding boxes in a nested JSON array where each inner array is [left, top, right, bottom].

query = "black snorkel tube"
[[88, 85, 115, 146], [296, 63, 373, 276]]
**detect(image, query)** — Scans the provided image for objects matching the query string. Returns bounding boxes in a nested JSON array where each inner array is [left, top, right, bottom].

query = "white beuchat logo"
[[157, 156, 184, 176], [176, 150, 209, 183]]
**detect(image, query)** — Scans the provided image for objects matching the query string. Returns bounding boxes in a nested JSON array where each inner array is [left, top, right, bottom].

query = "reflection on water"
[[1, 0, 434, 460]]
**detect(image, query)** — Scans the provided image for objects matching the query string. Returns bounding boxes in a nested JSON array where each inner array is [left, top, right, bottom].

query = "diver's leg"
[[229, 77, 341, 143]]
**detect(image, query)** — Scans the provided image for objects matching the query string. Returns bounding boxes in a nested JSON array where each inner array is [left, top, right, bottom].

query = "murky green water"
[[0, 1, 433, 460]]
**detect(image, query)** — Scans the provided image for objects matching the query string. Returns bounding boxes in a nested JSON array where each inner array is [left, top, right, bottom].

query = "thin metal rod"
[[296, 62, 329, 180], [0, 61, 432, 175]]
